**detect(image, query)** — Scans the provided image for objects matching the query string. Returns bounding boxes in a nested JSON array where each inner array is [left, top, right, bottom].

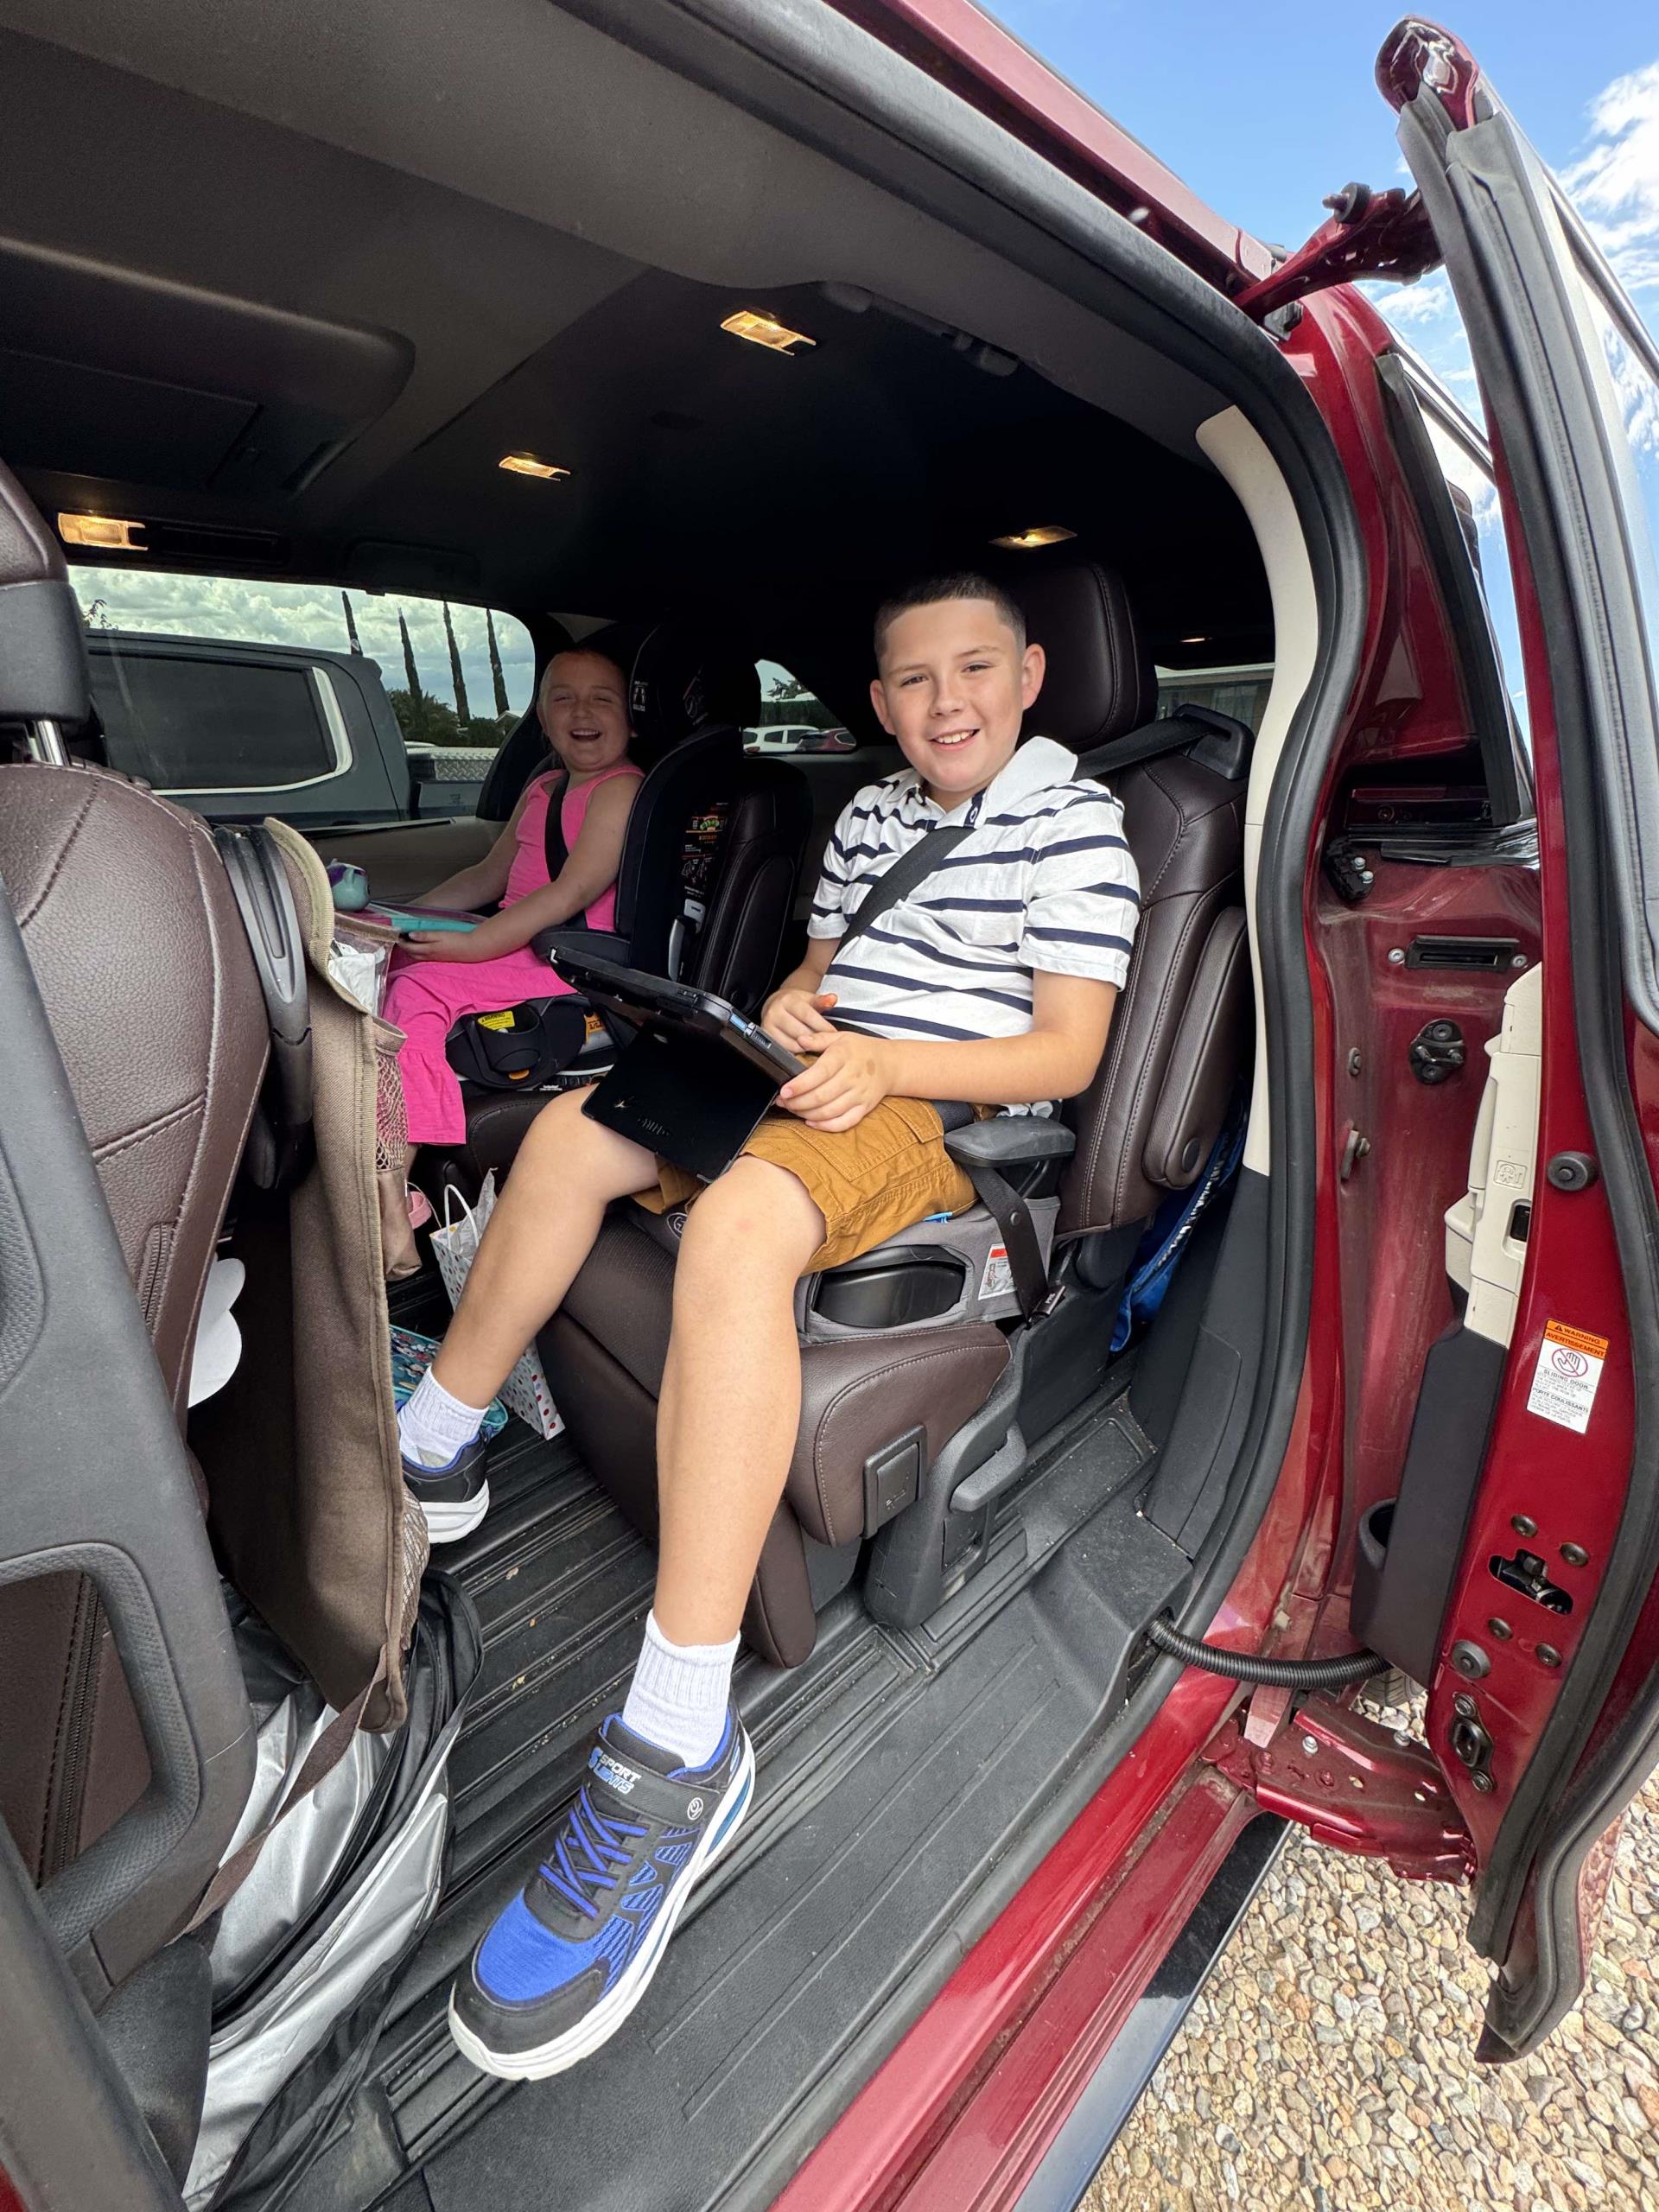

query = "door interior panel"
[[307, 816, 499, 904]]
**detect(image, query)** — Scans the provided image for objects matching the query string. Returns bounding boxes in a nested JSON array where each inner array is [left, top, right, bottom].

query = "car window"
[[86, 649, 346, 793], [748, 661, 841, 752], [73, 568, 536, 754], [1566, 248, 1659, 737], [1156, 664, 1273, 733]]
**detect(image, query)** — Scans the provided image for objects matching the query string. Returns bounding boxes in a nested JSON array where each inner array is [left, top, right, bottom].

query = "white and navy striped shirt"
[[808, 736, 1139, 1109]]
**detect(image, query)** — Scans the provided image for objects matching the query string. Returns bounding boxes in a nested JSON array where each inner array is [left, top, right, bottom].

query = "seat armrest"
[[943, 1117, 1076, 1169], [530, 925, 632, 966]]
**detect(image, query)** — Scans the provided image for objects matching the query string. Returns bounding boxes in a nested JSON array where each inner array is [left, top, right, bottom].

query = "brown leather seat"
[[541, 565, 1251, 1664], [0, 760, 270, 1893]]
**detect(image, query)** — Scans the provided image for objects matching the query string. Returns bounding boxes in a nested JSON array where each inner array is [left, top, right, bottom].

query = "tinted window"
[[89, 652, 338, 791], [73, 568, 535, 753], [1157, 665, 1273, 733]]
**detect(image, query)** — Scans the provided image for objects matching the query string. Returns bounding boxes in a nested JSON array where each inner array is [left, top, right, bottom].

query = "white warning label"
[[1526, 1319, 1609, 1435], [979, 1244, 1013, 1300]]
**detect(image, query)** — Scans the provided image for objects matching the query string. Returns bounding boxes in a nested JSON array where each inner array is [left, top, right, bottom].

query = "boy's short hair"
[[873, 572, 1027, 664]]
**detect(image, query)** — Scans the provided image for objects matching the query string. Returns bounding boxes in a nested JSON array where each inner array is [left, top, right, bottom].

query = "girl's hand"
[[402, 923, 507, 963], [762, 988, 840, 1052], [777, 1032, 894, 1132]]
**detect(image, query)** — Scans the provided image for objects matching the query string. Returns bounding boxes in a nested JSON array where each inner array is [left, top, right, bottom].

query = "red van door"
[[1347, 19, 1659, 2056]]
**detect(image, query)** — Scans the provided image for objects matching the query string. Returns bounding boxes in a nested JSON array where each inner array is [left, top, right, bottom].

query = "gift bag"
[[429, 1177, 563, 1439]]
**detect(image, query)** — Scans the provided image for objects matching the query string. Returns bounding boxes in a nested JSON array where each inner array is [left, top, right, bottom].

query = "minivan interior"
[[0, 4, 1421, 2208]]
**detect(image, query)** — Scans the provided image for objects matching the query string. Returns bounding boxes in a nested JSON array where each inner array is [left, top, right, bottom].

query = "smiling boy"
[[407, 573, 1141, 2081]]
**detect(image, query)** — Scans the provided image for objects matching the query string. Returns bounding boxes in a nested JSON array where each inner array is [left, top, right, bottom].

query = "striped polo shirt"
[[808, 735, 1140, 1109]]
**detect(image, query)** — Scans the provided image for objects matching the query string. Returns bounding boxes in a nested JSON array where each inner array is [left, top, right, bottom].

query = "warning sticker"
[[1526, 1319, 1610, 1435], [979, 1244, 1013, 1301]]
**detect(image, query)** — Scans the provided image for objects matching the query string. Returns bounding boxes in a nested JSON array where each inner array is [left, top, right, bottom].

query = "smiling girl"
[[380, 647, 643, 1148]]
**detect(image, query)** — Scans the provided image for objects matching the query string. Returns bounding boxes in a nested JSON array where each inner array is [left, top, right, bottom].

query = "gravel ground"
[[1086, 1745, 1659, 2211]]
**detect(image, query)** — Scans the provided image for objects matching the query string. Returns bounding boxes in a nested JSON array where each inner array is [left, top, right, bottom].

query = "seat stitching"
[[11, 779, 98, 928], [91, 1094, 206, 1164], [1108, 896, 1214, 1219]]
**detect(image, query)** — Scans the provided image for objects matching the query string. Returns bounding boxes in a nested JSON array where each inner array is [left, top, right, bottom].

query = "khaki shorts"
[[634, 1096, 980, 1273]]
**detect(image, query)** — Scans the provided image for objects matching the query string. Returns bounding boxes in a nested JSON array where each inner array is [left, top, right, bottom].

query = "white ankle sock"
[[398, 1370, 488, 1469], [620, 1611, 739, 1770]]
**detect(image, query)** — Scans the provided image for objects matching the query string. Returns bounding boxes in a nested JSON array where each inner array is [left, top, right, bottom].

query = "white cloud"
[[1560, 60, 1659, 300]]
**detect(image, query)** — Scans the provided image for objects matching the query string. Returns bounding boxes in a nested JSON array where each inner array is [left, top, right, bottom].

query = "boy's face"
[[538, 651, 631, 775], [870, 598, 1046, 806]]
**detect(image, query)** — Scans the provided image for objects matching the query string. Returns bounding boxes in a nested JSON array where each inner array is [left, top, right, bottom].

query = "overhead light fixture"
[[59, 512, 145, 552], [498, 452, 570, 480], [990, 524, 1076, 551], [721, 309, 816, 355], [1180, 635, 1209, 645]]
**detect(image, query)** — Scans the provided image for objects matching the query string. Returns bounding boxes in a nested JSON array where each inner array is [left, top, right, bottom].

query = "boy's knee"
[[677, 1159, 823, 1275]]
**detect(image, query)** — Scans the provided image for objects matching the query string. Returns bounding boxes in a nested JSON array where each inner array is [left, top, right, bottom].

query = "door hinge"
[[1206, 1692, 1476, 1883], [1235, 182, 1442, 324]]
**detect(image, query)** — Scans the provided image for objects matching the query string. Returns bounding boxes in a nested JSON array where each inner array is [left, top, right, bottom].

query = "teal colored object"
[[391, 1325, 508, 1439], [366, 906, 480, 935], [327, 861, 369, 911]]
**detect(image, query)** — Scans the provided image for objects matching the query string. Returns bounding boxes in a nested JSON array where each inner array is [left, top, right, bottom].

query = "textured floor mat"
[[289, 1385, 1154, 2212]]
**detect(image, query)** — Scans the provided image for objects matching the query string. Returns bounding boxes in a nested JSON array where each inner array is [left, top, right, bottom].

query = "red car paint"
[[784, 5, 1657, 2205]]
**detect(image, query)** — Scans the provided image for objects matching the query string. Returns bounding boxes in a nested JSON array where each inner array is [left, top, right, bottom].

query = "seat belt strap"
[[958, 1155, 1049, 1320], [542, 770, 571, 881], [834, 817, 975, 953]]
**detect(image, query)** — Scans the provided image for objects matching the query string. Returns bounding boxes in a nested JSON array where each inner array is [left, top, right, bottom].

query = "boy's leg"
[[431, 1084, 658, 1407], [653, 1155, 827, 1643], [399, 1089, 655, 1522], [450, 1152, 822, 2080]]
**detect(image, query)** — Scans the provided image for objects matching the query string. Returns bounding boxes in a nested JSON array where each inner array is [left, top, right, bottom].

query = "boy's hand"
[[762, 987, 840, 1052], [778, 1032, 895, 1132]]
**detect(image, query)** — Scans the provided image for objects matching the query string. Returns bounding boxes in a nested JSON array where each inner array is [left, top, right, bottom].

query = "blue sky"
[[985, 3, 1658, 299]]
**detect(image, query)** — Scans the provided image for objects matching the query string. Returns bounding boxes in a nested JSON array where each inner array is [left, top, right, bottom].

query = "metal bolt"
[[1472, 1770, 1495, 1793], [1451, 1640, 1491, 1680], [1348, 1046, 1363, 1077], [1300, 1733, 1319, 1756], [1560, 1542, 1590, 1568], [1538, 1643, 1562, 1669], [1489, 1617, 1513, 1640], [1510, 953, 1528, 969], [1511, 1514, 1538, 1539], [1453, 1693, 1478, 1719], [1387, 947, 1407, 966]]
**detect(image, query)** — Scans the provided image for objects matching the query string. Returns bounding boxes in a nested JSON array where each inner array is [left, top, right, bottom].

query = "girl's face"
[[539, 652, 632, 776]]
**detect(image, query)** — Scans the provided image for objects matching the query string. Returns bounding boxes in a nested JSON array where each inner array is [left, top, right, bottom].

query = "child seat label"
[[979, 1245, 1013, 1300], [1526, 1319, 1609, 1435]]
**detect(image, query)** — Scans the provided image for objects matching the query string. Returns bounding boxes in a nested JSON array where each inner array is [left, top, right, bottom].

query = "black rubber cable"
[[1145, 1616, 1389, 1688]]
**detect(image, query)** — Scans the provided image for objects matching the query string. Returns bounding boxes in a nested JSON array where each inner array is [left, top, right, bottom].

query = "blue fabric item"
[[541, 1789, 648, 1917], [1111, 1112, 1249, 1354]]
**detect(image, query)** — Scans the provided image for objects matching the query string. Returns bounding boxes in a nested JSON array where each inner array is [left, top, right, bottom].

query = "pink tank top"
[[504, 762, 642, 931]]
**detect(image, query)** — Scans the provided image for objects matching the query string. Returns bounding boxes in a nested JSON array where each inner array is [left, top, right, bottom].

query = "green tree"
[[486, 608, 511, 717], [442, 601, 471, 723], [386, 688, 461, 748], [399, 613, 422, 698]]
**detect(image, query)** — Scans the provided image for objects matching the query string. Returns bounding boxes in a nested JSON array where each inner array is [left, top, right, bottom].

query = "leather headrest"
[[1012, 563, 1154, 750], [627, 625, 761, 765], [0, 458, 92, 722]]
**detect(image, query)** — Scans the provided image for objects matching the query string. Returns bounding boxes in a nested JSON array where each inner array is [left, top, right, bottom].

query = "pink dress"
[[383, 762, 642, 1146]]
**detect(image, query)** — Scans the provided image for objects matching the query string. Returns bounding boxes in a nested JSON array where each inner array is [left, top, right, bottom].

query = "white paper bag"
[[429, 1177, 563, 1440]]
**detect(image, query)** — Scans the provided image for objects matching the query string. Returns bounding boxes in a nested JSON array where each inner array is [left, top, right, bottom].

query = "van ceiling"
[[0, 6, 1271, 662]]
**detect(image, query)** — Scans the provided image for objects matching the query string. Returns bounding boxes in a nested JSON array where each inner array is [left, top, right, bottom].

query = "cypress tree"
[[442, 601, 471, 724], [399, 612, 421, 698], [486, 608, 511, 717], [340, 589, 363, 653]]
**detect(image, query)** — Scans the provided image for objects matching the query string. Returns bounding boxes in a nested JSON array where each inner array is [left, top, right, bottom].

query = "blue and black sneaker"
[[449, 1707, 754, 2078], [402, 1433, 490, 1544]]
